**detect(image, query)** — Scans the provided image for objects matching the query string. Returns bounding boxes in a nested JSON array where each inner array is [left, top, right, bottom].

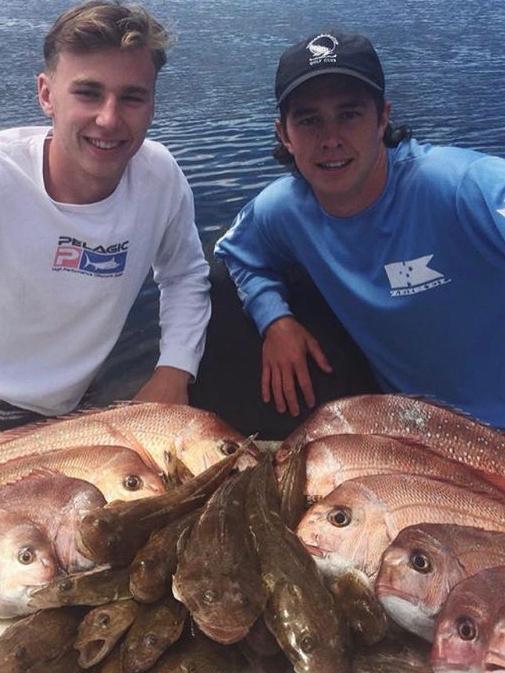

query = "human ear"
[[275, 118, 294, 155], [37, 73, 54, 118], [379, 100, 392, 137]]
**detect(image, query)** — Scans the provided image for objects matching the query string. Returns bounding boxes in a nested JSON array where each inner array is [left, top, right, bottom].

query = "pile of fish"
[[1, 395, 505, 672], [276, 394, 505, 672]]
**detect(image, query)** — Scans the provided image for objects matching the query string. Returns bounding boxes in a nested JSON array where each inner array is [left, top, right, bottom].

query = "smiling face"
[[276, 74, 391, 217], [37, 46, 156, 204]]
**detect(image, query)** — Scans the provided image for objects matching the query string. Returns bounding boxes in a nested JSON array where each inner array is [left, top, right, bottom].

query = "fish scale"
[[375, 524, 505, 642], [172, 469, 267, 645], [0, 402, 253, 478], [281, 395, 505, 491], [432, 566, 505, 673], [275, 433, 505, 500], [0, 444, 166, 502], [296, 473, 505, 585]]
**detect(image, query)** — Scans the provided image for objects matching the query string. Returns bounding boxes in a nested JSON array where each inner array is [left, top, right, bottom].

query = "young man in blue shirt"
[[215, 30, 505, 428]]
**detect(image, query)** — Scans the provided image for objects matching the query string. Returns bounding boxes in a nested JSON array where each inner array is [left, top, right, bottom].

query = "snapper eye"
[[327, 507, 352, 527], [17, 546, 35, 565], [123, 474, 143, 491], [456, 616, 477, 641], [219, 440, 240, 456], [409, 550, 432, 574]]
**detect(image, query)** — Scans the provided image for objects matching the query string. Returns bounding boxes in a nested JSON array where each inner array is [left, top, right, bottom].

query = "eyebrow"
[[291, 97, 367, 118], [70, 79, 152, 96]]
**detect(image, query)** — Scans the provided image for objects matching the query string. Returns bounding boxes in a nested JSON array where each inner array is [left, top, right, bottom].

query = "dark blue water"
[[1, 0, 504, 402]]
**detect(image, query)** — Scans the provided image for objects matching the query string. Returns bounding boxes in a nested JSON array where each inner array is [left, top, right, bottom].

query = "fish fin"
[[139, 495, 203, 524], [99, 423, 164, 479], [176, 521, 194, 559], [0, 400, 163, 444], [174, 457, 194, 484], [389, 392, 505, 429], [0, 417, 65, 443], [0, 467, 63, 486]]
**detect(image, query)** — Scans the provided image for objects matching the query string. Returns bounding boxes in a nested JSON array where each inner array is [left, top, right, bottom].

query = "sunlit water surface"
[[1, 0, 504, 401]]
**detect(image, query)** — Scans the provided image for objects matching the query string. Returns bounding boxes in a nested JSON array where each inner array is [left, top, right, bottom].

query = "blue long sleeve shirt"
[[215, 139, 505, 427]]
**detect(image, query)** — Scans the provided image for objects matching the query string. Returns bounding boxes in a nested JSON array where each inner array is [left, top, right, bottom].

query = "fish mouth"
[[78, 640, 108, 668], [302, 543, 325, 558], [484, 651, 505, 672], [375, 583, 416, 603], [195, 618, 251, 645]]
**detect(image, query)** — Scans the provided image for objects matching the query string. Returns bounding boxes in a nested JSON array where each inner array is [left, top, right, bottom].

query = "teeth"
[[87, 138, 121, 150], [321, 160, 350, 168]]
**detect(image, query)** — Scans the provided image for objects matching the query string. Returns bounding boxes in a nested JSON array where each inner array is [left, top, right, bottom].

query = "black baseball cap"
[[275, 30, 385, 105]]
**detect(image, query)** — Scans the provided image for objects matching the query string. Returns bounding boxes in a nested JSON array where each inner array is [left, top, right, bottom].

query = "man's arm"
[[133, 365, 190, 405], [215, 203, 331, 416], [147, 172, 211, 405], [262, 316, 332, 416]]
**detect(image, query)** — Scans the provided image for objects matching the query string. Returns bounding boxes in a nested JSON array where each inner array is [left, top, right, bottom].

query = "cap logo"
[[307, 34, 338, 66]]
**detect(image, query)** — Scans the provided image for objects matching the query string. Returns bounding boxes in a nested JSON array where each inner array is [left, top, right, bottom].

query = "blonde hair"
[[43, 1, 172, 74]]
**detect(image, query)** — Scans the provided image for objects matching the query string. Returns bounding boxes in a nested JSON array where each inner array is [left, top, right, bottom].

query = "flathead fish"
[[129, 510, 200, 603], [148, 630, 246, 672], [278, 439, 308, 530], [74, 599, 139, 668], [0, 510, 59, 618], [247, 458, 351, 673], [88, 647, 121, 673], [29, 648, 83, 673], [0, 472, 106, 572], [173, 469, 267, 644], [120, 594, 187, 672], [0, 445, 166, 502], [352, 633, 432, 673], [329, 569, 388, 647], [375, 524, 505, 642], [281, 394, 505, 492], [0, 606, 85, 673], [77, 450, 240, 566], [0, 402, 258, 478], [28, 566, 131, 609], [431, 566, 505, 673], [296, 473, 505, 584], [276, 434, 505, 501]]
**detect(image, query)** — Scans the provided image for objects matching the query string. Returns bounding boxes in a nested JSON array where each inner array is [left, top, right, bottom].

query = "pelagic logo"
[[498, 207, 505, 218], [53, 236, 128, 277], [384, 255, 451, 296], [307, 34, 338, 66]]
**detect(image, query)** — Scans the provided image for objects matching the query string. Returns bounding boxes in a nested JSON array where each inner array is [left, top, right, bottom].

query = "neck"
[[43, 137, 118, 204]]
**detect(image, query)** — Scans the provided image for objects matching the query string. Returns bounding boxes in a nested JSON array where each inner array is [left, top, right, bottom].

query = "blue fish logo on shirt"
[[80, 250, 127, 275]]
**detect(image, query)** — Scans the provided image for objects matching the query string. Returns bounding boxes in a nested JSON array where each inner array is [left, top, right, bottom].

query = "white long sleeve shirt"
[[0, 127, 210, 415]]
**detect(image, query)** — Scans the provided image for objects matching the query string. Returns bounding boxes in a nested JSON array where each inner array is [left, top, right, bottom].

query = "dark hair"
[[43, 1, 172, 74], [273, 78, 412, 167]]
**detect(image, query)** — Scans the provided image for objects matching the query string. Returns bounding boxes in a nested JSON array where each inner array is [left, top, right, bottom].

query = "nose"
[[320, 120, 343, 148], [96, 96, 121, 129]]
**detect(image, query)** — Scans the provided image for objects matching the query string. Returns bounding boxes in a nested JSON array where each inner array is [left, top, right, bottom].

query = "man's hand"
[[133, 366, 190, 405], [262, 316, 332, 416]]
